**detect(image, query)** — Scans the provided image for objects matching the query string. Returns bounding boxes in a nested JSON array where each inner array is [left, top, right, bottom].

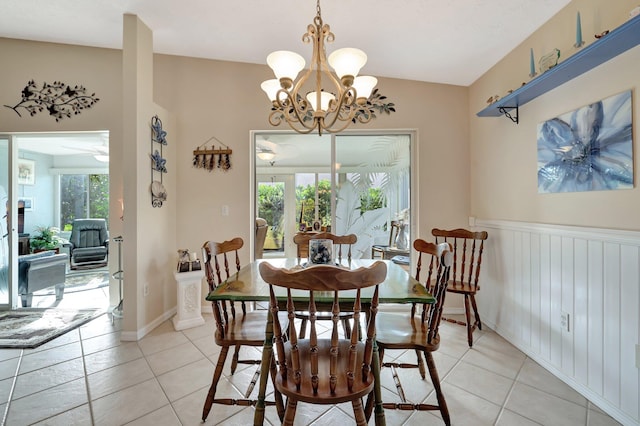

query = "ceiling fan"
[[63, 141, 109, 161]]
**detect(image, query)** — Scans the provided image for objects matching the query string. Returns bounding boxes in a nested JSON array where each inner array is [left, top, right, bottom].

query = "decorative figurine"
[[539, 48, 560, 73], [574, 12, 584, 48]]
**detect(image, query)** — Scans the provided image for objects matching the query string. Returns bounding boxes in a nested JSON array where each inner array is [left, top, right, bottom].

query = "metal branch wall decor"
[[150, 115, 168, 208], [192, 136, 233, 172], [4, 80, 100, 121]]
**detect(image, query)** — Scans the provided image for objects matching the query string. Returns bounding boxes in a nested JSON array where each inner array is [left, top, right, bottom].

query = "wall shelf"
[[477, 14, 640, 122]]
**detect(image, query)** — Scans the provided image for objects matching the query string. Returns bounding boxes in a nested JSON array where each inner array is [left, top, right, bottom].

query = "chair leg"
[[269, 352, 285, 422], [470, 294, 482, 330], [352, 398, 368, 426], [342, 318, 352, 339], [283, 398, 298, 426], [416, 349, 425, 379], [231, 344, 240, 373], [202, 346, 230, 422], [464, 294, 474, 347], [298, 318, 308, 339], [424, 351, 450, 426]]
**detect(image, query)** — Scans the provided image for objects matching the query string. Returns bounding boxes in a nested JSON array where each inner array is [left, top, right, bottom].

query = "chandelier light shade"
[[261, 0, 383, 135]]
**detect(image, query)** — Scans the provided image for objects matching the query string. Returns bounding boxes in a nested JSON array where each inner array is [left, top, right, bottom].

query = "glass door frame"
[[0, 134, 19, 309], [251, 129, 418, 263]]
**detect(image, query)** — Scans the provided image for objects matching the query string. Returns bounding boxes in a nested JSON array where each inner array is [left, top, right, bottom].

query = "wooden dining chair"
[[201, 237, 287, 422], [259, 261, 388, 426], [432, 228, 488, 347], [375, 240, 453, 425], [371, 220, 406, 259], [292, 231, 358, 338]]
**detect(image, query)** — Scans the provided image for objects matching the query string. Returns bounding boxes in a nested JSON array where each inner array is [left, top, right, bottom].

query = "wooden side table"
[[172, 269, 205, 330]]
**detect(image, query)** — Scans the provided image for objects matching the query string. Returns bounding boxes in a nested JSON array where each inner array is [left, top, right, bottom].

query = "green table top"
[[206, 258, 435, 305]]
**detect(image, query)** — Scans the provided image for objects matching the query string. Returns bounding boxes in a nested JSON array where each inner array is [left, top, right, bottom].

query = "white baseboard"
[[120, 307, 177, 341]]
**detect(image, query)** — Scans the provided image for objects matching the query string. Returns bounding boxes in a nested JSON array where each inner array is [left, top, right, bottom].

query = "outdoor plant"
[[30, 226, 63, 252]]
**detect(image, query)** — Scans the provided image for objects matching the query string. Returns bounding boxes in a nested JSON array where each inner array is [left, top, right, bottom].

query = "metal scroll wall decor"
[[4, 80, 99, 121], [150, 115, 168, 207], [192, 136, 232, 172]]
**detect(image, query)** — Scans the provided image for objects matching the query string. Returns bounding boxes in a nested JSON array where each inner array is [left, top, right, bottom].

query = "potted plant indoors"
[[30, 226, 63, 253]]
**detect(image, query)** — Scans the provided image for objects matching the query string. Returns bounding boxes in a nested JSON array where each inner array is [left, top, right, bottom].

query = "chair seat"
[[72, 246, 108, 262], [216, 310, 289, 345], [446, 280, 478, 294], [275, 339, 375, 404], [375, 312, 440, 351]]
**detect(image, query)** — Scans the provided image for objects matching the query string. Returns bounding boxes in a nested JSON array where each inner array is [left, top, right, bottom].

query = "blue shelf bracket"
[[498, 105, 519, 124]]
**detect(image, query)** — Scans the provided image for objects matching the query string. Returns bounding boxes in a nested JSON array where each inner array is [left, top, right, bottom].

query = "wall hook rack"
[[193, 136, 233, 172]]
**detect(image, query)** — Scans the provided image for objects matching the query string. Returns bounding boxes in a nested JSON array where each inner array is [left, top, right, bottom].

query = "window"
[[60, 174, 109, 230]]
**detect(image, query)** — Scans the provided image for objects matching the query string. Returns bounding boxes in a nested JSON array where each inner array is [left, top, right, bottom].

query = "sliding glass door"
[[253, 131, 414, 261], [334, 134, 411, 259]]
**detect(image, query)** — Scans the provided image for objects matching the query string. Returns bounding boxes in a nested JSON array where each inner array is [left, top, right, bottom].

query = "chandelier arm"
[[321, 87, 357, 130]]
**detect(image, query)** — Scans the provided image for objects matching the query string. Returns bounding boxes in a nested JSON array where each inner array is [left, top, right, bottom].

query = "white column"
[[172, 270, 205, 330]]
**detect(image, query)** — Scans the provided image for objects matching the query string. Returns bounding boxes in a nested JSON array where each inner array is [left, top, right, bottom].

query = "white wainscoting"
[[474, 219, 639, 426]]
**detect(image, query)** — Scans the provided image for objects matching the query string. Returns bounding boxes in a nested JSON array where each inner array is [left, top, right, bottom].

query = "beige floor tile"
[[402, 410, 451, 426], [80, 330, 123, 355], [88, 357, 154, 400], [31, 403, 92, 425], [180, 314, 215, 341], [517, 358, 587, 407], [157, 357, 215, 402], [192, 333, 222, 357], [587, 409, 623, 426], [461, 340, 526, 380], [19, 341, 83, 374], [310, 406, 354, 424], [445, 360, 514, 406], [79, 312, 121, 340], [0, 377, 12, 404], [13, 357, 85, 399], [425, 381, 501, 425], [0, 357, 20, 381], [6, 377, 88, 425], [172, 384, 245, 424], [0, 349, 21, 362], [145, 340, 205, 376], [505, 382, 587, 426], [495, 408, 543, 425], [137, 322, 190, 356], [91, 378, 169, 426], [126, 404, 181, 425], [83, 341, 144, 375]]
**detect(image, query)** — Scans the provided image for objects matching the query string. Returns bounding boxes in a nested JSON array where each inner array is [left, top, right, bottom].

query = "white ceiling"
[[0, 0, 570, 86]]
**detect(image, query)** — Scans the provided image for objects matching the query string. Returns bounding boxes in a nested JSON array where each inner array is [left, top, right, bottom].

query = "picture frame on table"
[[18, 159, 35, 185]]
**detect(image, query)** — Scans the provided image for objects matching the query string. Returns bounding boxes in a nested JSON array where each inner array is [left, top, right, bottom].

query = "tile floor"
[[0, 288, 624, 426]]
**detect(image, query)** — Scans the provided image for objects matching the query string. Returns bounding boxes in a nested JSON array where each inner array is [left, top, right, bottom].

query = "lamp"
[[261, 0, 378, 135], [257, 151, 275, 161]]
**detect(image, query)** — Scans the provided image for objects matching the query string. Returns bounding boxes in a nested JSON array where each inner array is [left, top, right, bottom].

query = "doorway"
[[0, 131, 110, 310], [252, 130, 415, 262]]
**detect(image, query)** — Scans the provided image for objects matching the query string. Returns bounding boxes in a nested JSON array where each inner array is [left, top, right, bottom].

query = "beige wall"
[[469, 0, 639, 231], [152, 54, 470, 260], [0, 27, 470, 335]]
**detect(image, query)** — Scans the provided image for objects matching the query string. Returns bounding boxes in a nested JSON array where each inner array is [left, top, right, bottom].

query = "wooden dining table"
[[205, 258, 435, 426]]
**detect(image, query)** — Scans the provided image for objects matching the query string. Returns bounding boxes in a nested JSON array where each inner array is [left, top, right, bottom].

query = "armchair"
[[69, 218, 109, 270]]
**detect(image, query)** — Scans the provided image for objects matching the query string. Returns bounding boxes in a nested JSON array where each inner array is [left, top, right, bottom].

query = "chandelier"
[[261, 0, 379, 135]]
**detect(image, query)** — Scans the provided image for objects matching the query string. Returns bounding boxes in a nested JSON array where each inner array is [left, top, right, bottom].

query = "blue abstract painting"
[[537, 90, 633, 193]]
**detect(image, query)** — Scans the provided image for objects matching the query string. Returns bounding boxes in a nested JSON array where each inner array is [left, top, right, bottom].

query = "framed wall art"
[[17, 159, 35, 185], [537, 90, 633, 193]]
